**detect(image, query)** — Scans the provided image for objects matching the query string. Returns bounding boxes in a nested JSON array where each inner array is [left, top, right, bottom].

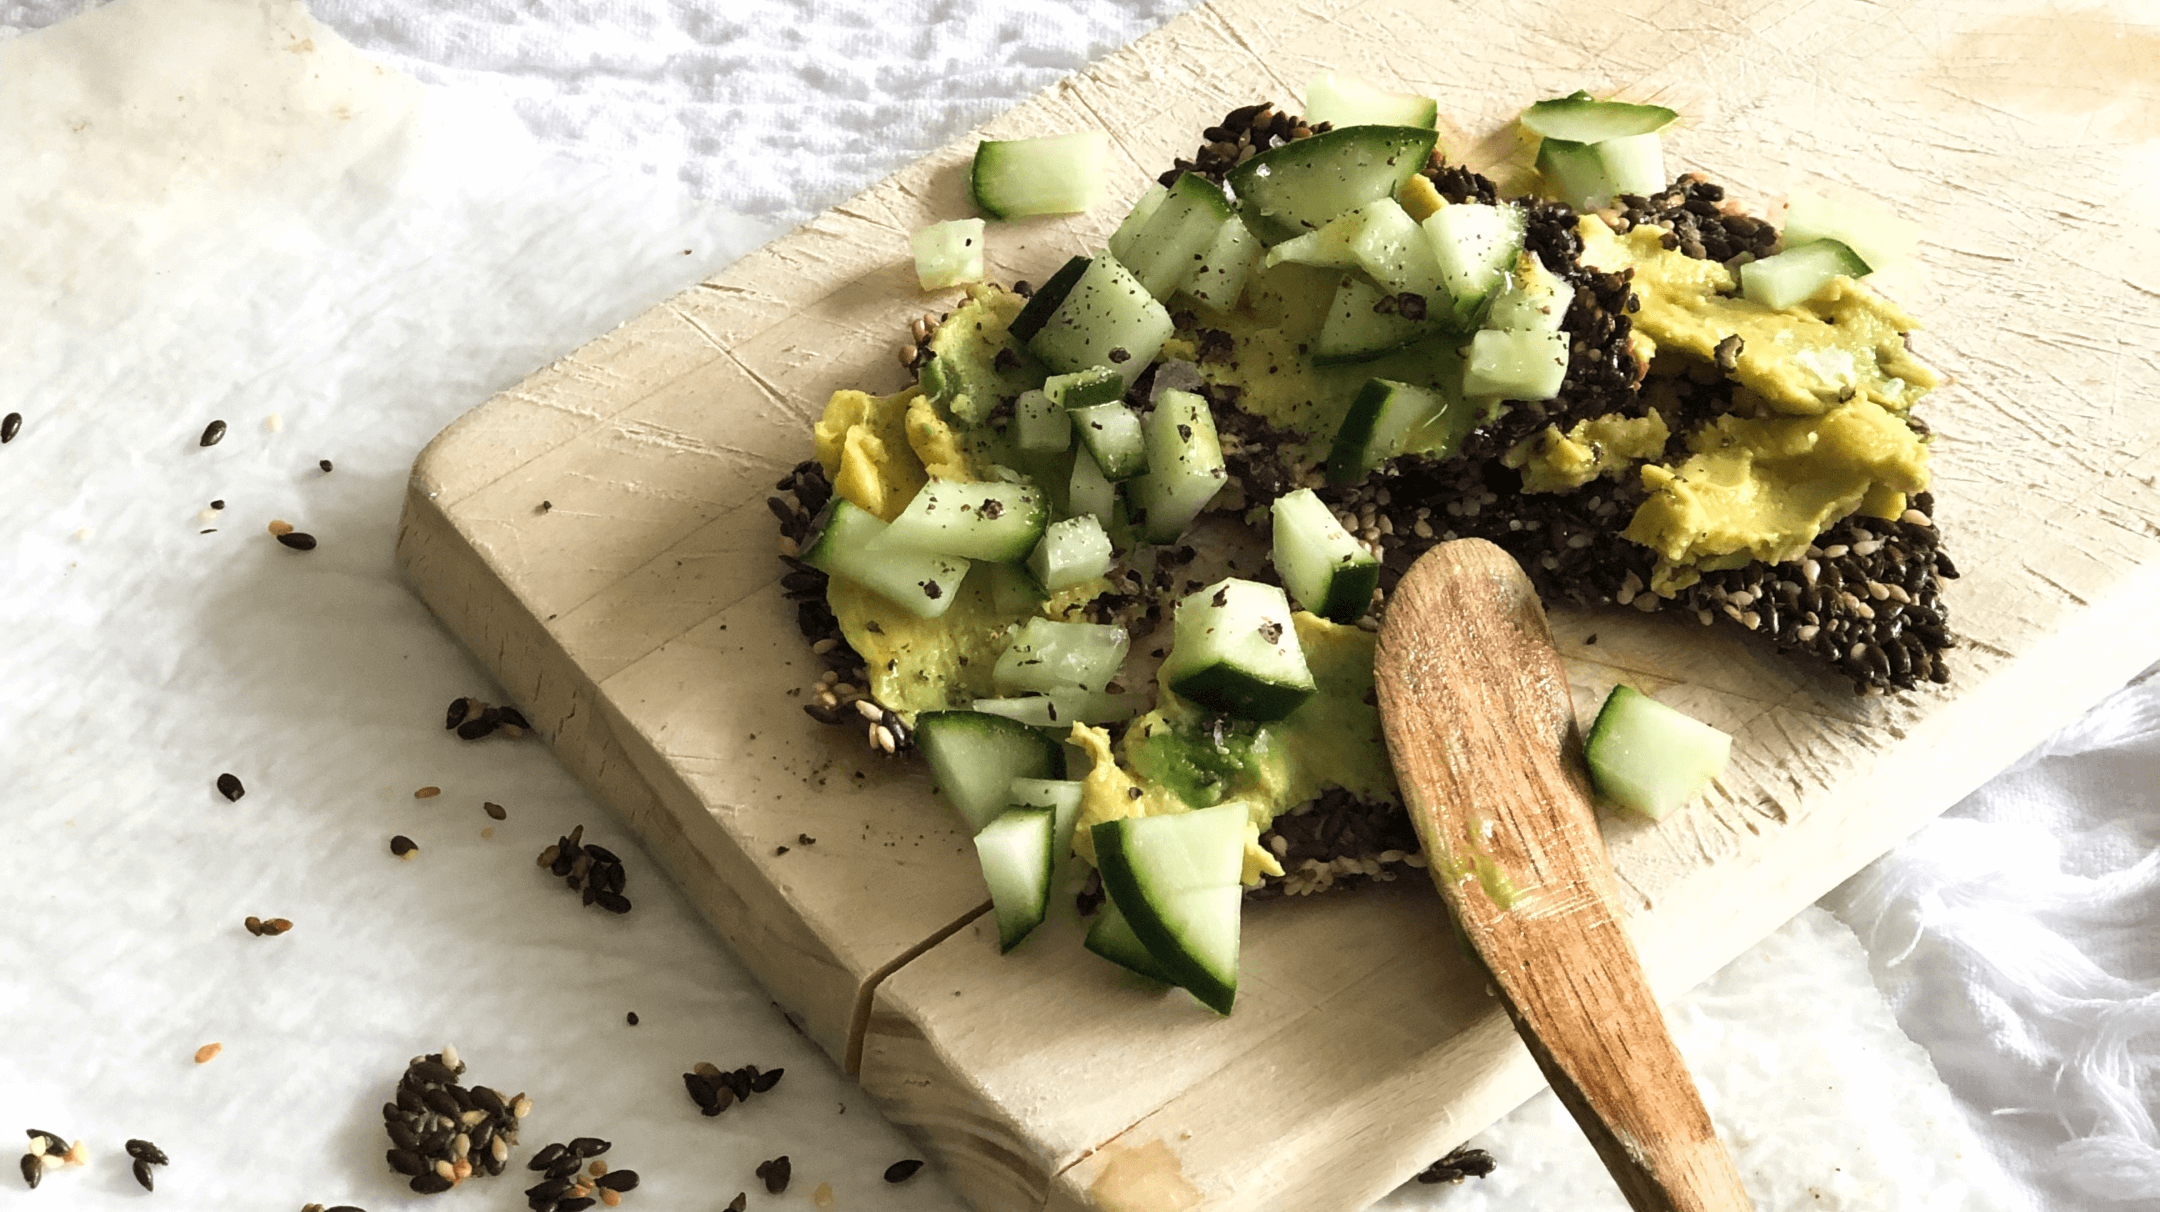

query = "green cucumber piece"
[[1175, 214, 1260, 311], [1107, 183, 1170, 265], [912, 219, 986, 291], [1067, 445, 1118, 523], [1583, 684, 1732, 820], [1303, 70, 1438, 130], [1026, 254, 1175, 386], [1158, 578, 1316, 722], [1014, 388, 1071, 451], [800, 500, 970, 619], [1782, 190, 1917, 274], [1028, 515, 1114, 591], [1045, 366, 1126, 410], [994, 617, 1129, 694], [1534, 134, 1664, 211], [1092, 802, 1249, 1013], [1264, 208, 1365, 271], [914, 711, 1063, 833], [1118, 171, 1235, 300], [881, 479, 1048, 563], [1271, 488, 1379, 623], [1009, 256, 1090, 343], [1739, 238, 1871, 310], [1423, 202, 1527, 326], [1125, 388, 1227, 543], [1463, 328, 1569, 401], [1083, 897, 1180, 985], [1313, 273, 1428, 365], [1484, 251, 1575, 332], [972, 692, 1141, 728], [1070, 402, 1149, 481], [1518, 91, 1678, 143], [1226, 125, 1439, 245], [1348, 197, 1448, 299], [1324, 377, 1445, 483], [974, 807, 1055, 951], [971, 132, 1110, 220]]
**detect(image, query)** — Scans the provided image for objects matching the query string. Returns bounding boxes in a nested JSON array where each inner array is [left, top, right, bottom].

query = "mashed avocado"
[[1503, 412, 1671, 493]]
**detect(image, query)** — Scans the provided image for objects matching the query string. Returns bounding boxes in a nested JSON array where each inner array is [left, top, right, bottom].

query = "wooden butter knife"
[[1373, 538, 1754, 1212]]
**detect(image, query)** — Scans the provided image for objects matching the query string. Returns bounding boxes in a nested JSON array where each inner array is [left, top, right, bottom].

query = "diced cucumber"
[[1534, 134, 1664, 211], [1739, 238, 1871, 311], [1117, 171, 1235, 300], [1582, 684, 1732, 820], [1226, 124, 1440, 245], [1014, 388, 1071, 451], [971, 132, 1110, 220], [1423, 202, 1526, 326], [974, 807, 1055, 951], [1092, 802, 1250, 1014], [971, 691, 1142, 727], [1463, 328, 1569, 401], [1159, 578, 1316, 722], [1348, 198, 1448, 299], [1264, 208, 1365, 271], [1313, 273, 1428, 365], [972, 559, 1046, 615], [913, 711, 1063, 833], [1028, 515, 1114, 591], [1107, 183, 1169, 265], [1303, 70, 1439, 130], [1070, 402, 1149, 481], [1175, 214, 1260, 311], [994, 617, 1130, 694], [881, 478, 1048, 563], [1484, 250, 1576, 332], [1083, 897, 1179, 985], [911, 219, 986, 291], [1067, 445, 1118, 523], [1518, 91, 1678, 143], [800, 500, 970, 619], [1125, 388, 1227, 543], [1324, 377, 1445, 483], [1271, 488, 1379, 623], [1026, 254, 1175, 386], [1008, 776, 1086, 845], [1009, 255, 1090, 342], [1782, 190, 1917, 274], [1045, 366, 1126, 410]]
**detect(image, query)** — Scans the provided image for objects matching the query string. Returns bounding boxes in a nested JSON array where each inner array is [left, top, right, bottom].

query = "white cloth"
[[2, 2, 2148, 1210]]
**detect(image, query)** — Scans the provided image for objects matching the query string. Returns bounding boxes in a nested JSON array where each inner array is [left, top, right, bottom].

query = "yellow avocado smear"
[[1574, 215, 1938, 593], [1068, 613, 1395, 886]]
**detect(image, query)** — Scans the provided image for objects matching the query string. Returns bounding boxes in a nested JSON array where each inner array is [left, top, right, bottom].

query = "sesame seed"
[[267, 519, 294, 536], [414, 786, 441, 799], [194, 1042, 222, 1064]]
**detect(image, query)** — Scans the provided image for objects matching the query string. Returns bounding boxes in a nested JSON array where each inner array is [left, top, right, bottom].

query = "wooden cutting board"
[[395, 1, 2160, 1208]]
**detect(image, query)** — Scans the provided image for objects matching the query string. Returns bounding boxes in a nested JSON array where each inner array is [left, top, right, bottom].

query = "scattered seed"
[[728, 1194, 748, 1212], [194, 1042, 222, 1064], [414, 787, 440, 799], [319, 459, 334, 472], [131, 1156, 155, 1190], [19, 1154, 38, 1189], [569, 1137, 610, 1159], [264, 917, 293, 935], [884, 1158, 925, 1183], [625, 1012, 638, 1026], [0, 413, 19, 443], [277, 531, 318, 551], [216, 772, 245, 802], [756, 1155, 792, 1194], [125, 1140, 168, 1166], [749, 1067, 784, 1094], [813, 1180, 834, 1208], [199, 420, 227, 447], [483, 801, 507, 820], [267, 519, 294, 536], [390, 835, 418, 859], [595, 1169, 638, 1192], [245, 915, 265, 935]]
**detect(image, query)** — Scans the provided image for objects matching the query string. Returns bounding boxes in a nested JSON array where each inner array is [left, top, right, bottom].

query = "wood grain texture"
[[395, 0, 2160, 1207], [1377, 540, 1750, 1212]]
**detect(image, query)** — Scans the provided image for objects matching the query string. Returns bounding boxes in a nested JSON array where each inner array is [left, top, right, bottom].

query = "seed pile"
[[1158, 101, 1329, 188], [1415, 1145, 1497, 1184], [1251, 787, 1425, 899], [18, 1130, 84, 1190], [523, 1138, 638, 1211], [537, 825, 632, 913], [681, 1060, 784, 1117], [445, 695, 532, 740], [755, 1154, 792, 1194], [380, 1046, 529, 1195], [125, 1138, 169, 1191]]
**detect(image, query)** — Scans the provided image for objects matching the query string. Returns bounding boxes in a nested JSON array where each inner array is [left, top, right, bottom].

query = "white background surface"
[[2, 1, 2155, 1210]]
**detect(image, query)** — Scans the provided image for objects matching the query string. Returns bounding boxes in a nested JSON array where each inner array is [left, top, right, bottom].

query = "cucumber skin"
[[1163, 662, 1316, 724], [914, 711, 1065, 833], [1582, 685, 1732, 819], [1226, 125, 1440, 245], [1092, 820, 1237, 1014], [1008, 256, 1090, 342], [1083, 901, 1180, 986]]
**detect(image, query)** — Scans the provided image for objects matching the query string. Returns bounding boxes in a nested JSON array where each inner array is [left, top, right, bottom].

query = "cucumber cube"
[[1303, 70, 1439, 130], [1583, 684, 1732, 820], [881, 479, 1048, 563], [971, 132, 1110, 220], [1046, 367, 1126, 410], [1028, 515, 1114, 592], [911, 219, 987, 291], [1159, 578, 1316, 722], [1070, 402, 1149, 481], [1463, 329, 1568, 402], [1125, 388, 1227, 543], [1014, 389, 1071, 451], [994, 617, 1130, 694], [1271, 489, 1380, 623]]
